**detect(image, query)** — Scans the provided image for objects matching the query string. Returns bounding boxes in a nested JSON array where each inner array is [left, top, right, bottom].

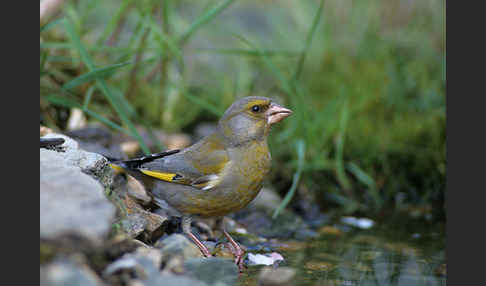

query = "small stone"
[[134, 247, 163, 269], [154, 234, 203, 262], [103, 247, 162, 280], [165, 133, 191, 150], [118, 196, 168, 237], [140, 210, 167, 233], [40, 125, 54, 136], [258, 266, 296, 286], [120, 141, 140, 157], [120, 213, 147, 238], [40, 255, 105, 286], [237, 209, 311, 240], [341, 216, 374, 229], [184, 257, 238, 286], [162, 255, 185, 274], [67, 108, 87, 131], [126, 175, 152, 204], [234, 227, 248, 234]]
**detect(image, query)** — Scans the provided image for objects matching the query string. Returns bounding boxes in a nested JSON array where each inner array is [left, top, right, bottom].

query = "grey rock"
[[103, 247, 162, 280], [258, 267, 296, 286], [126, 175, 152, 204], [40, 134, 116, 244], [41, 133, 105, 172], [155, 234, 202, 262], [119, 211, 168, 238], [120, 213, 148, 238], [40, 255, 105, 286], [41, 133, 114, 188], [145, 273, 208, 286], [237, 209, 312, 240], [140, 210, 168, 232], [183, 257, 238, 286]]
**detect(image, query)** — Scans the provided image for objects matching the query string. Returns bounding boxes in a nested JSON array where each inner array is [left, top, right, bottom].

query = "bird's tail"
[[106, 149, 181, 173]]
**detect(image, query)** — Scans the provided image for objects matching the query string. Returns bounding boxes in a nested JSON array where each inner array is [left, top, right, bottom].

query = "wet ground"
[[238, 218, 446, 286], [40, 129, 446, 286]]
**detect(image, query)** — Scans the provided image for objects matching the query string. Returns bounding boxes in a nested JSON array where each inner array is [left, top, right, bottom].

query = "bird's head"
[[218, 96, 292, 146]]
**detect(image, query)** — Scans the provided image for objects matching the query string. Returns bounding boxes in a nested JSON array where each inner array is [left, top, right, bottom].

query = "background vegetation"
[[40, 0, 445, 221]]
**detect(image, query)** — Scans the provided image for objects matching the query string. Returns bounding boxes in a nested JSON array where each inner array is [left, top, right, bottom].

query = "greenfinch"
[[109, 96, 292, 270]]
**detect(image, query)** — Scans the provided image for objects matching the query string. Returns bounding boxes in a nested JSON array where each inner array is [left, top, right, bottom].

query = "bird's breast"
[[157, 140, 272, 217]]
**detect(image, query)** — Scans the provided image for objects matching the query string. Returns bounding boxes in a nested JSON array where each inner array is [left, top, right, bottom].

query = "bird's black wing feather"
[[110, 149, 180, 170]]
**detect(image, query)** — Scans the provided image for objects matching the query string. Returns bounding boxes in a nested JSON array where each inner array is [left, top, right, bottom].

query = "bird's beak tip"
[[267, 103, 293, 124]]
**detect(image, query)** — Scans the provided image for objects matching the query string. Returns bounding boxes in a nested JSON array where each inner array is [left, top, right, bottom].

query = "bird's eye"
[[251, 105, 261, 112]]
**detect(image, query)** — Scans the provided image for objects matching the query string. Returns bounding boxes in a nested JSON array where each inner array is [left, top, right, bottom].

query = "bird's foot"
[[223, 230, 246, 272]]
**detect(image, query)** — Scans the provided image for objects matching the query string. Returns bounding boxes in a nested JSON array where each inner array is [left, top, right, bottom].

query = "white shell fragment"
[[341, 216, 375, 229], [247, 252, 285, 266]]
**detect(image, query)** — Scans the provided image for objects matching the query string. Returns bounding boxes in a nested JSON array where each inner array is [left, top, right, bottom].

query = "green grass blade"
[[233, 34, 293, 95], [97, 80, 150, 154], [40, 42, 139, 53], [82, 85, 96, 109], [97, 0, 133, 45], [40, 51, 48, 75], [178, 0, 236, 45], [293, 0, 324, 80], [179, 90, 224, 117], [62, 61, 132, 90], [146, 17, 184, 63], [273, 139, 306, 219], [46, 94, 129, 134], [194, 48, 300, 57], [335, 100, 351, 191], [64, 17, 151, 155], [347, 162, 382, 210], [40, 17, 64, 33]]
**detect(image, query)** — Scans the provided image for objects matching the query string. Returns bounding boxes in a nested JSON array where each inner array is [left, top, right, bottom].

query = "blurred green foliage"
[[40, 0, 445, 219]]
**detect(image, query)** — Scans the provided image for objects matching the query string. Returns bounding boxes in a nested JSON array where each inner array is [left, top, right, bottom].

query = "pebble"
[[258, 266, 296, 286]]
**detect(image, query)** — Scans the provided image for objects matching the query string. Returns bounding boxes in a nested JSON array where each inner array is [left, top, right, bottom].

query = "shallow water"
[[238, 218, 446, 286]]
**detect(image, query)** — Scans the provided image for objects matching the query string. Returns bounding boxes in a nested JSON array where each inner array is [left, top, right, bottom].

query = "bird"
[[109, 96, 292, 270]]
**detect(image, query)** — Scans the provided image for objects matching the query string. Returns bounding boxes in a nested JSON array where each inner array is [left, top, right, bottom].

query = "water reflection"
[[239, 220, 445, 286]]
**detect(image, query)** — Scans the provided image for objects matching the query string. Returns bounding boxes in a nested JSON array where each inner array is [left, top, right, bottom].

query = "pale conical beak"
[[267, 103, 293, 125]]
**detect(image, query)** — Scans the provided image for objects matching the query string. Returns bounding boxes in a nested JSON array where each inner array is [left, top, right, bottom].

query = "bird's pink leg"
[[223, 230, 245, 271], [187, 232, 212, 257], [182, 215, 212, 257]]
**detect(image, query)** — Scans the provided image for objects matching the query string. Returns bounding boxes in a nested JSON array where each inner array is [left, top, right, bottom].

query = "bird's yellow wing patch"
[[109, 163, 125, 173], [140, 169, 177, 182]]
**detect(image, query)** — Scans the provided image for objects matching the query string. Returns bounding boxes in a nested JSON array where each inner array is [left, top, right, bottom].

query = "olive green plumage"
[[109, 96, 292, 264], [111, 96, 292, 217]]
